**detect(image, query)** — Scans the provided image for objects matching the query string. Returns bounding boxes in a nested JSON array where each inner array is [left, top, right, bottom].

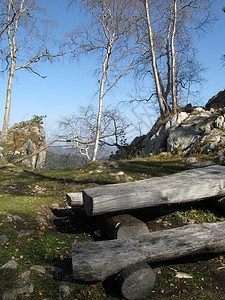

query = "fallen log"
[[116, 263, 156, 300], [83, 165, 225, 216], [72, 221, 225, 282], [66, 192, 83, 207], [96, 214, 149, 239]]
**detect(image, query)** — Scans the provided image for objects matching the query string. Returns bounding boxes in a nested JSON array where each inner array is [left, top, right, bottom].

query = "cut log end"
[[96, 214, 149, 239], [66, 192, 83, 207], [117, 220, 149, 239], [116, 263, 156, 300]]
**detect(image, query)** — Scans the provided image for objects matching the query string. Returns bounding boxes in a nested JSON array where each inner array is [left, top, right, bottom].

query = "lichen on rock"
[[113, 90, 225, 160], [2, 119, 46, 169]]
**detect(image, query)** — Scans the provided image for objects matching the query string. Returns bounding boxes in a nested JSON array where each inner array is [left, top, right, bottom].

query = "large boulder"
[[114, 91, 225, 159], [2, 119, 46, 169], [145, 107, 224, 156], [205, 90, 225, 110]]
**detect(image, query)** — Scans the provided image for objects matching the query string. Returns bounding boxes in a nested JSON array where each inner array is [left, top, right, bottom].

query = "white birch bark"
[[171, 0, 177, 114], [91, 46, 112, 161], [1, 0, 25, 144], [144, 0, 165, 117]]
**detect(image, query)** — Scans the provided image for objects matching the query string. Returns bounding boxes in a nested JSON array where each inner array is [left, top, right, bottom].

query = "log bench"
[[82, 165, 225, 216], [67, 165, 225, 299], [72, 221, 225, 282]]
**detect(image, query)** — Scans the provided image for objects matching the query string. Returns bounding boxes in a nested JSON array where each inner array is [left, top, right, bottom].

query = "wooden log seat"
[[72, 221, 225, 282], [83, 165, 225, 216]]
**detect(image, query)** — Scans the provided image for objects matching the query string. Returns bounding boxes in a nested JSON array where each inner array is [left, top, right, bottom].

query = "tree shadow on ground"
[[119, 160, 186, 177], [23, 170, 115, 186]]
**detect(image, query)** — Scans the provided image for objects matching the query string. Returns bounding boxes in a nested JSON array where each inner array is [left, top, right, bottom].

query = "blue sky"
[[0, 0, 224, 142]]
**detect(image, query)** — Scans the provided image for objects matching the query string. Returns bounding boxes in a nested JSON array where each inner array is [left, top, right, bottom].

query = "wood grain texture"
[[116, 263, 156, 300], [72, 221, 225, 281], [83, 165, 225, 216], [96, 214, 149, 239], [66, 192, 83, 207]]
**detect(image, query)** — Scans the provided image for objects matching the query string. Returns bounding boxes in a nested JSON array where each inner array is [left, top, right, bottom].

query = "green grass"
[[0, 154, 225, 299]]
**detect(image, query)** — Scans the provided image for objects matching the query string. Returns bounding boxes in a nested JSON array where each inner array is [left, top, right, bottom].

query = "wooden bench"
[[66, 165, 225, 299]]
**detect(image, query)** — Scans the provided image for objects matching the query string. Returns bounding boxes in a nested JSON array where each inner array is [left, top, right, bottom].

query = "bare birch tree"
[[58, 105, 129, 161], [134, 0, 214, 117], [143, 0, 167, 117], [68, 0, 140, 161], [0, 0, 65, 144]]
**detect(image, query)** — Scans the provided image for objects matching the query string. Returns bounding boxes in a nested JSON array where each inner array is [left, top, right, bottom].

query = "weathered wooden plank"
[[66, 192, 83, 207], [96, 214, 149, 239], [72, 221, 225, 282], [116, 263, 156, 300], [83, 165, 225, 216]]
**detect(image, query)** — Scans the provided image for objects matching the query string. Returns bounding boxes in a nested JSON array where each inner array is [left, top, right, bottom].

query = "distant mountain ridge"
[[47, 145, 81, 156], [47, 144, 117, 159], [44, 144, 117, 169], [44, 150, 87, 169]]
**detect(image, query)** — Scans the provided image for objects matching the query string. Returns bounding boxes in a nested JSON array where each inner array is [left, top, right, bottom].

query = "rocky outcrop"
[[205, 90, 225, 110], [2, 120, 46, 169], [114, 92, 225, 159]]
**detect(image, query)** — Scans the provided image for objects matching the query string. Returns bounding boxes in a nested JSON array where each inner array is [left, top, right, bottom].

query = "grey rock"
[[2, 291, 17, 300], [30, 265, 46, 275], [0, 235, 9, 245], [12, 215, 24, 222], [217, 150, 225, 162], [109, 161, 119, 168], [176, 112, 189, 124], [36, 215, 49, 226], [17, 230, 35, 239], [193, 107, 204, 113], [117, 171, 125, 176], [3, 120, 46, 169], [3, 270, 34, 299], [19, 270, 31, 280], [186, 157, 198, 164], [205, 89, 225, 110], [124, 175, 133, 182], [199, 124, 211, 134], [0, 260, 18, 270], [3, 281, 34, 299], [59, 282, 71, 298], [167, 126, 199, 153], [214, 115, 224, 129], [112, 90, 225, 159]]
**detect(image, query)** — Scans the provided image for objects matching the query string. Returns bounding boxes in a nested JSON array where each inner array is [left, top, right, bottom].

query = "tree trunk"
[[1, 59, 16, 144], [91, 91, 104, 162], [83, 165, 225, 216], [72, 221, 225, 282], [91, 43, 112, 162], [144, 0, 165, 117], [1, 0, 24, 144], [171, 0, 177, 114]]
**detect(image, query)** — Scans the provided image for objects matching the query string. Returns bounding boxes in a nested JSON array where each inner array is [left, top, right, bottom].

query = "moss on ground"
[[0, 154, 225, 299]]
